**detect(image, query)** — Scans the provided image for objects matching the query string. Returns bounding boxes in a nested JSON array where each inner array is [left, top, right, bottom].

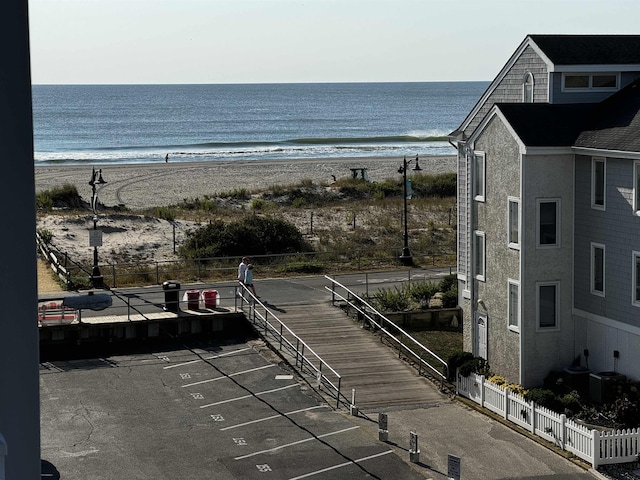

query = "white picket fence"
[[456, 372, 640, 468]]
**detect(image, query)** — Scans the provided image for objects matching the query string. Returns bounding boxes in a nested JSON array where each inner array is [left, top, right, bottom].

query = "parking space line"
[[288, 450, 394, 480], [220, 405, 327, 431], [163, 347, 252, 369], [233, 426, 360, 460], [181, 364, 276, 388], [199, 383, 298, 408]]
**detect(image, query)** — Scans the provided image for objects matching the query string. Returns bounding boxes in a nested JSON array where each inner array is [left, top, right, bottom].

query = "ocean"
[[32, 82, 488, 166]]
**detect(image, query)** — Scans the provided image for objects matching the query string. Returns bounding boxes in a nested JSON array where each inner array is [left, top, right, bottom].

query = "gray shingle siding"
[[473, 117, 521, 383], [464, 46, 549, 137], [574, 156, 640, 327]]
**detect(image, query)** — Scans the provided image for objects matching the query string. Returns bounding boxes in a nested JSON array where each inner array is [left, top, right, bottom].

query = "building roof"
[[529, 34, 640, 66], [450, 34, 640, 140], [494, 77, 640, 152], [575, 78, 640, 152], [496, 103, 592, 147]]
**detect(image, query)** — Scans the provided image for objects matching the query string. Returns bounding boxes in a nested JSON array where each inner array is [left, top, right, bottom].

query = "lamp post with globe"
[[89, 167, 107, 288], [398, 155, 421, 266]]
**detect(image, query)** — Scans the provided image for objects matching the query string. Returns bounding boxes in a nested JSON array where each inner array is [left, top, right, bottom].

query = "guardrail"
[[324, 275, 449, 389], [235, 283, 348, 410]]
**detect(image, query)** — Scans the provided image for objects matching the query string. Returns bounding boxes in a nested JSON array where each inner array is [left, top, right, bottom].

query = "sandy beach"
[[35, 155, 456, 273], [35, 155, 456, 210]]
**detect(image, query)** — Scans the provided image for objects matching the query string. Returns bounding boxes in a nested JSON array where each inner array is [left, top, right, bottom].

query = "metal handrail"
[[235, 283, 349, 409], [324, 275, 449, 390]]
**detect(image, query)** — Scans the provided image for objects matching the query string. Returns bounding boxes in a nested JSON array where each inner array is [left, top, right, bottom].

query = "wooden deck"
[[271, 302, 446, 412]]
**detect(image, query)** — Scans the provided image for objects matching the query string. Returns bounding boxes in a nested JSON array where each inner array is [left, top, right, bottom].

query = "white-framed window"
[[634, 161, 640, 215], [562, 73, 619, 91], [474, 152, 485, 202], [591, 243, 605, 297], [508, 197, 520, 249], [523, 72, 534, 103], [508, 279, 520, 332], [633, 251, 640, 307], [474, 230, 485, 281], [537, 198, 560, 248], [537, 282, 559, 330], [591, 157, 606, 210]]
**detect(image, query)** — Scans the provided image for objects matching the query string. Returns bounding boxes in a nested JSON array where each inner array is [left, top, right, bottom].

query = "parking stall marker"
[[220, 405, 327, 431], [199, 383, 298, 408], [233, 426, 360, 460], [181, 364, 275, 388], [163, 347, 252, 369], [288, 450, 394, 480]]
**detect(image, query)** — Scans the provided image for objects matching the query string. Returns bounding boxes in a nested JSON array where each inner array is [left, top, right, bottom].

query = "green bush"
[[408, 281, 439, 305], [178, 215, 313, 259], [150, 206, 177, 222], [441, 289, 458, 308], [458, 356, 490, 377], [37, 228, 53, 244], [36, 184, 83, 211], [251, 198, 266, 210], [439, 274, 457, 293], [447, 351, 474, 381], [524, 388, 559, 410], [373, 286, 410, 312]]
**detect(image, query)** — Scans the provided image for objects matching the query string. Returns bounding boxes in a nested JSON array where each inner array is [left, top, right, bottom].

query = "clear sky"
[[28, 0, 640, 85]]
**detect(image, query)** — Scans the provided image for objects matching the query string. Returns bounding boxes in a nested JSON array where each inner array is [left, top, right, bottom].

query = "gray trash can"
[[162, 280, 181, 312]]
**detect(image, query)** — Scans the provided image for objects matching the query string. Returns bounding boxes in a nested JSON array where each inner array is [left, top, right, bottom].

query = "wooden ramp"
[[270, 301, 446, 412]]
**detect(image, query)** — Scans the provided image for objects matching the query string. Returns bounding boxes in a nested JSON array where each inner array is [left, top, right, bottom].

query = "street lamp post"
[[398, 155, 421, 266], [89, 167, 107, 288]]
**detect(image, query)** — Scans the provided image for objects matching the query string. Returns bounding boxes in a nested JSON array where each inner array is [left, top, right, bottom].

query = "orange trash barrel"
[[202, 289, 219, 309], [186, 289, 200, 310]]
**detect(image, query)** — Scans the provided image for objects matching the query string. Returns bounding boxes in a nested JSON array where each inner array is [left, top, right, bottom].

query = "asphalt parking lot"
[[40, 337, 429, 480]]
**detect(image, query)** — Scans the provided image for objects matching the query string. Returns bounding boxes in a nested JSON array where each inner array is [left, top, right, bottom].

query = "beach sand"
[[35, 155, 456, 279], [35, 155, 456, 210]]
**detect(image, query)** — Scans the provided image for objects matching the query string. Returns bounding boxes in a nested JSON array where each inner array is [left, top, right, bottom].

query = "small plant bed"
[[451, 354, 640, 430]]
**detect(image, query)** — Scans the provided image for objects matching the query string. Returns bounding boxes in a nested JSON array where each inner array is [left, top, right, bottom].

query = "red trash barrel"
[[186, 289, 200, 310], [202, 289, 218, 309]]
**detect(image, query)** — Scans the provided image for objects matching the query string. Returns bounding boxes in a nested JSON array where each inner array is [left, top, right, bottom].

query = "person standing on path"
[[244, 264, 258, 297], [237, 257, 249, 287]]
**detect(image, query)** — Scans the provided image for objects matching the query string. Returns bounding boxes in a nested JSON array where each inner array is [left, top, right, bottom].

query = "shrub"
[[447, 351, 473, 381], [37, 228, 53, 244], [372, 286, 410, 312], [36, 184, 83, 210], [458, 357, 490, 377], [439, 274, 457, 293], [408, 281, 439, 305], [251, 198, 266, 210], [178, 215, 312, 259], [151, 206, 176, 222], [441, 289, 458, 308], [524, 388, 558, 410], [488, 375, 507, 386], [559, 391, 583, 416]]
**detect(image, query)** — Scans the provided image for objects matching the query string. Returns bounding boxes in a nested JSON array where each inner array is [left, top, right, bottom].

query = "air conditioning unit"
[[589, 371, 626, 404], [562, 366, 590, 396]]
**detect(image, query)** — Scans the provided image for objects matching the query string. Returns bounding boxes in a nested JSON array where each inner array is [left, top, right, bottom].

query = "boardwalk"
[[267, 301, 446, 412]]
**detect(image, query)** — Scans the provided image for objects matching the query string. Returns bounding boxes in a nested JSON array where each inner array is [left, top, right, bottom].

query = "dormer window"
[[562, 73, 619, 91], [523, 72, 534, 103]]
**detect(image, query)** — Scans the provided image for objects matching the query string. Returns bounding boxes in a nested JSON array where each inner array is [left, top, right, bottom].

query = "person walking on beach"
[[165, 153, 169, 163], [244, 264, 258, 298]]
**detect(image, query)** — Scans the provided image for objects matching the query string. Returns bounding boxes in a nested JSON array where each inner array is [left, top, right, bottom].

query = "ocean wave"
[[68, 134, 449, 152], [34, 138, 455, 165]]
